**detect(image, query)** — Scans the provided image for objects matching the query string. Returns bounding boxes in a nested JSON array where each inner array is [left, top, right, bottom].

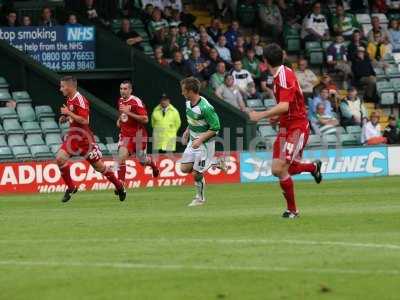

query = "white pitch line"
[[0, 260, 399, 276], [0, 238, 400, 251]]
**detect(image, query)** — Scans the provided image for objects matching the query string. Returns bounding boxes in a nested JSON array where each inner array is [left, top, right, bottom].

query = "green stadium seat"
[[111, 19, 122, 33], [98, 143, 109, 155], [258, 125, 276, 137], [45, 133, 62, 146], [0, 123, 5, 135], [0, 135, 7, 147], [263, 99, 276, 108], [307, 134, 321, 148], [376, 80, 394, 95], [8, 134, 26, 147], [106, 143, 118, 154], [380, 92, 396, 106], [246, 99, 264, 111], [356, 13, 371, 24], [12, 146, 31, 159], [286, 38, 301, 53], [374, 67, 387, 81], [94, 135, 101, 143], [346, 125, 362, 134], [321, 134, 338, 146], [390, 78, 400, 91], [237, 3, 256, 26], [3, 119, 24, 134], [17, 105, 36, 122], [49, 144, 61, 154], [26, 133, 45, 146], [322, 40, 332, 51], [12, 91, 32, 104], [305, 41, 322, 52], [385, 65, 400, 78], [0, 77, 9, 89], [340, 133, 359, 146], [22, 121, 42, 134], [35, 105, 55, 120], [0, 90, 12, 102], [142, 43, 154, 55], [309, 51, 324, 65], [130, 18, 144, 29], [0, 146, 13, 160], [40, 120, 60, 134], [30, 145, 53, 158], [0, 107, 18, 120]]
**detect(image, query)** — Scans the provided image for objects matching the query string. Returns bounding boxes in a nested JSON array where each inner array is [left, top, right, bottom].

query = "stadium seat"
[[98, 143, 109, 155], [3, 119, 24, 134], [321, 134, 338, 147], [26, 133, 45, 146], [0, 146, 13, 160], [0, 123, 5, 135], [8, 134, 26, 147], [258, 125, 276, 137], [0, 77, 9, 89], [12, 91, 32, 104], [0, 90, 12, 102], [237, 3, 256, 26], [380, 92, 396, 106], [111, 19, 122, 33], [306, 134, 321, 148], [40, 120, 61, 134], [373, 67, 386, 81], [356, 13, 371, 24], [30, 145, 53, 158], [376, 81, 394, 95], [322, 40, 332, 51], [385, 65, 400, 79], [346, 125, 362, 134], [17, 105, 36, 122], [106, 143, 118, 154], [340, 133, 359, 146], [94, 135, 101, 143], [35, 105, 55, 120], [49, 144, 61, 154], [286, 38, 301, 52], [246, 99, 264, 111], [45, 133, 62, 146], [12, 146, 32, 159], [263, 98, 276, 108], [0, 107, 18, 120], [22, 121, 42, 134], [0, 135, 7, 147]]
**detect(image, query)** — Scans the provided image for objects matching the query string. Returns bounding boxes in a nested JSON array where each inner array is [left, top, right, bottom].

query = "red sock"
[[288, 161, 316, 175], [279, 176, 297, 212], [118, 163, 126, 182], [103, 167, 123, 190], [60, 164, 75, 190]]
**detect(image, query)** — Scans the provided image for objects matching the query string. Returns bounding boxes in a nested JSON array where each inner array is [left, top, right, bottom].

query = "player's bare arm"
[[61, 105, 89, 125], [182, 127, 190, 145], [248, 102, 289, 122], [119, 104, 148, 124], [192, 130, 217, 149]]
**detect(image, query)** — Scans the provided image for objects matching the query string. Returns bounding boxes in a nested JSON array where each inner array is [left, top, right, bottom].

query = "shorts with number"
[[273, 123, 310, 164], [60, 135, 102, 164], [118, 135, 147, 160], [180, 140, 215, 173]]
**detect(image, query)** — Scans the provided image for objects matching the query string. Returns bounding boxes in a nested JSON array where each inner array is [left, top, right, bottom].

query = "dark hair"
[[264, 43, 283, 67], [181, 77, 201, 94], [121, 80, 132, 88], [60, 76, 77, 86]]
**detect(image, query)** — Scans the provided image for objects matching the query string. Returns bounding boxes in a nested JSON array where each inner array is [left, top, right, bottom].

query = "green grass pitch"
[[1, 177, 400, 300]]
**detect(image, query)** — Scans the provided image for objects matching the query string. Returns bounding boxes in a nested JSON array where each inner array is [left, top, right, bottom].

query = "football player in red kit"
[[56, 76, 126, 202], [248, 44, 322, 218], [116, 80, 159, 184]]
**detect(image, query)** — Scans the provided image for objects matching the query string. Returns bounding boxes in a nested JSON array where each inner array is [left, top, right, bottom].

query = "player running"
[[56, 76, 126, 202], [180, 77, 221, 207], [116, 80, 159, 185], [248, 44, 322, 219]]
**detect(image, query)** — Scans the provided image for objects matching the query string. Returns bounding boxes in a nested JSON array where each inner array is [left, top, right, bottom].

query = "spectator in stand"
[[247, 34, 264, 59], [371, 0, 388, 13], [383, 115, 400, 144], [151, 94, 181, 152], [199, 31, 214, 58], [215, 35, 232, 63], [154, 46, 169, 67], [260, 67, 275, 99], [295, 58, 319, 100], [197, 24, 215, 45], [21, 15, 32, 26], [231, 36, 246, 61], [331, 4, 360, 39], [142, 3, 154, 25], [388, 19, 400, 52], [207, 17, 223, 43], [242, 48, 261, 82], [224, 20, 241, 50], [311, 88, 333, 117], [187, 46, 210, 81], [326, 34, 352, 87], [169, 50, 190, 76], [148, 8, 169, 39], [312, 103, 339, 134], [362, 111, 387, 145], [231, 59, 254, 98], [246, 81, 262, 99], [301, 1, 330, 42], [348, 30, 367, 61], [367, 16, 389, 42], [313, 74, 337, 97], [117, 18, 143, 50], [163, 6, 173, 22], [386, 0, 400, 11], [210, 61, 226, 91], [163, 0, 183, 12], [367, 31, 391, 67], [215, 74, 246, 111], [169, 9, 182, 27], [177, 23, 189, 48], [181, 37, 196, 60], [163, 25, 180, 58], [339, 86, 368, 126], [39, 7, 57, 26], [284, 0, 310, 27], [81, 0, 99, 21], [207, 48, 224, 75], [4, 10, 18, 27], [180, 3, 196, 28], [66, 13, 81, 26], [258, 0, 283, 39]]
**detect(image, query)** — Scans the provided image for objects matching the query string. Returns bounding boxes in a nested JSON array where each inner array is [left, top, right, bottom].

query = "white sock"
[[194, 176, 205, 201]]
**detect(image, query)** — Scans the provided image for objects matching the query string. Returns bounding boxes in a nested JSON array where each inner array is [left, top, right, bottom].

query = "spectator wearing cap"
[[301, 1, 330, 42], [242, 48, 261, 82], [39, 7, 57, 26], [362, 112, 387, 145], [258, 0, 283, 39], [117, 18, 144, 50], [388, 19, 400, 52], [207, 17, 223, 43], [326, 34, 352, 86], [367, 16, 389, 42], [210, 61, 226, 91], [169, 50, 190, 76], [295, 58, 319, 100], [151, 94, 181, 152], [331, 4, 360, 39], [215, 74, 247, 111], [215, 35, 232, 63], [351, 46, 377, 102], [348, 30, 367, 61], [339, 87, 368, 126], [383, 115, 400, 144], [224, 20, 241, 50]]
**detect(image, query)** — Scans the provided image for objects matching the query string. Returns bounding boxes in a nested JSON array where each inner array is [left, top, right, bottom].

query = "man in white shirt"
[[301, 1, 330, 41], [230, 60, 254, 98], [295, 58, 318, 99], [215, 35, 232, 63], [362, 111, 387, 145]]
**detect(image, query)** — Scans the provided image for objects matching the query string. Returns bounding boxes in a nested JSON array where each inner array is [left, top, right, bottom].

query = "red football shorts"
[[273, 122, 310, 164], [60, 134, 102, 164], [118, 134, 147, 156]]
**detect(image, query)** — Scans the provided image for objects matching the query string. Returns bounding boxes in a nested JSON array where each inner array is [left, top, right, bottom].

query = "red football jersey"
[[273, 65, 307, 128], [66, 92, 94, 140], [118, 95, 148, 138]]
